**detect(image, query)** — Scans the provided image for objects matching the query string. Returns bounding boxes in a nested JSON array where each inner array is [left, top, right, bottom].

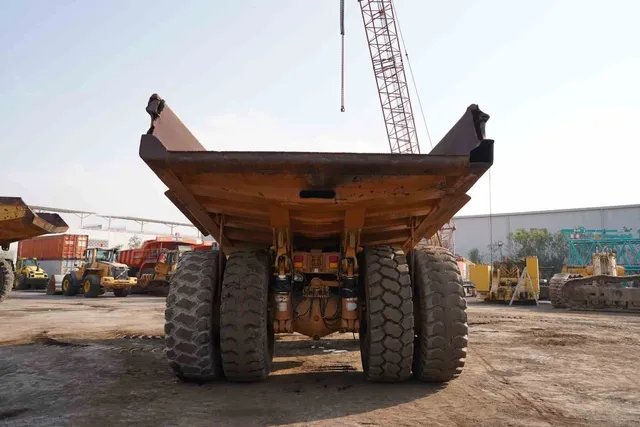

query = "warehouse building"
[[452, 204, 640, 260]]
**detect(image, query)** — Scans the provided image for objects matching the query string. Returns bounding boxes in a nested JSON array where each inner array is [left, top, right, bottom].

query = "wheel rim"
[[63, 280, 69, 292], [83, 280, 91, 293]]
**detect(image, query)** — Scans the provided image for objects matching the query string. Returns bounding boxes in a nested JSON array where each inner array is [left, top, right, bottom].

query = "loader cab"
[[84, 248, 118, 266]]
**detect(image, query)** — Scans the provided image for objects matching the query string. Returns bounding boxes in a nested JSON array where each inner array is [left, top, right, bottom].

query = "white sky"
[[1, 0, 639, 224]]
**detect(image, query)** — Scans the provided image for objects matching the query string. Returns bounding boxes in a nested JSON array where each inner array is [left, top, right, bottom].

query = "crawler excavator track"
[[551, 273, 640, 313]]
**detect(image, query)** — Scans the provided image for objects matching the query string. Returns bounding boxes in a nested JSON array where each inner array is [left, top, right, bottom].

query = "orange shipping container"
[[17, 234, 89, 260]]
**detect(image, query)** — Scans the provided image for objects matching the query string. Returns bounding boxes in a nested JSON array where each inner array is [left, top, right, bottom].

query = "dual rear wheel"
[[164, 245, 468, 384]]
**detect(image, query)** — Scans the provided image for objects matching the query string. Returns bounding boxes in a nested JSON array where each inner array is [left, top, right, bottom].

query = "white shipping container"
[[38, 259, 84, 277], [457, 259, 472, 281]]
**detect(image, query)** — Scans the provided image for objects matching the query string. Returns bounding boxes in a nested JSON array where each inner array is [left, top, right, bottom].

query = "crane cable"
[[340, 0, 346, 112], [393, 1, 433, 150]]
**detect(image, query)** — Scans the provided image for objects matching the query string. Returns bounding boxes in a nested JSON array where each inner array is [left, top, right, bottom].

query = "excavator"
[[550, 250, 640, 312]]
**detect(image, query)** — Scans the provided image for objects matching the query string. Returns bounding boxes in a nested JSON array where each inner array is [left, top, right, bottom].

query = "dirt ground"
[[1, 292, 639, 427]]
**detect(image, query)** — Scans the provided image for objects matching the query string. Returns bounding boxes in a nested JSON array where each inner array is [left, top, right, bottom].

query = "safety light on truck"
[[329, 255, 339, 270]]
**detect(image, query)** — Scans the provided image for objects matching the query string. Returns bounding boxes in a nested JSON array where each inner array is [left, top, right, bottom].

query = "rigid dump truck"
[[0, 197, 69, 302], [140, 94, 494, 384], [119, 236, 200, 296]]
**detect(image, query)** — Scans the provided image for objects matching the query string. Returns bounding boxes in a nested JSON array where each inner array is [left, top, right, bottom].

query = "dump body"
[[139, 95, 493, 251], [0, 197, 69, 250], [0, 197, 68, 301]]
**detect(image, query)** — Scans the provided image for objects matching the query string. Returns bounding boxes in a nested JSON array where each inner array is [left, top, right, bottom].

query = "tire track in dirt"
[[471, 345, 581, 426]]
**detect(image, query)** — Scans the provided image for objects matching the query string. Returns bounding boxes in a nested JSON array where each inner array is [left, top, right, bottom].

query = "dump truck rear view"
[[140, 94, 493, 383]]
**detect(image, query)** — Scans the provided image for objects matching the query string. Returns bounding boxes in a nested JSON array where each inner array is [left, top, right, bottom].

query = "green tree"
[[128, 235, 142, 249], [468, 248, 482, 264], [505, 228, 568, 272]]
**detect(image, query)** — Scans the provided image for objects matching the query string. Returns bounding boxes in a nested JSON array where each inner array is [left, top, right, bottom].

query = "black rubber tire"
[[16, 273, 28, 290], [0, 259, 14, 303], [113, 288, 129, 297], [82, 274, 101, 298], [408, 246, 468, 383], [62, 274, 78, 296], [359, 246, 414, 382], [165, 250, 223, 382], [220, 249, 274, 382], [549, 273, 571, 308]]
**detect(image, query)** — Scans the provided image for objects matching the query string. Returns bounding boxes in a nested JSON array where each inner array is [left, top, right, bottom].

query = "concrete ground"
[[1, 292, 639, 427]]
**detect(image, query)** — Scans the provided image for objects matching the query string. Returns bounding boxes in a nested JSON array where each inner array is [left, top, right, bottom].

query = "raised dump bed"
[[0, 197, 69, 301], [140, 94, 494, 385], [0, 197, 68, 250]]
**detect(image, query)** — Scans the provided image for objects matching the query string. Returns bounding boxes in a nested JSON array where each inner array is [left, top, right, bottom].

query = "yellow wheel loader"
[[0, 197, 68, 302], [61, 247, 137, 298], [14, 257, 49, 290]]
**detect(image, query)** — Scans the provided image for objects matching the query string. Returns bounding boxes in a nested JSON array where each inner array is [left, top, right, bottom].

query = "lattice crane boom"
[[358, 0, 420, 154]]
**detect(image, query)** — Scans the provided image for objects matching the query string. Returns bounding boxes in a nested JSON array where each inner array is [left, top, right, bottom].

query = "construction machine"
[[470, 257, 540, 303], [119, 236, 200, 295], [139, 0, 494, 385], [0, 197, 68, 302], [139, 248, 188, 296], [550, 251, 640, 312], [14, 257, 49, 290], [61, 247, 137, 298]]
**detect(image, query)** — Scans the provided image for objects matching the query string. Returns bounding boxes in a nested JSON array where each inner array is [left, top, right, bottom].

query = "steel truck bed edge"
[[139, 94, 494, 253]]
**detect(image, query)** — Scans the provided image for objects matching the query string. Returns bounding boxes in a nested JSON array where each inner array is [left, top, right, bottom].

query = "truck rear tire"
[[408, 247, 468, 383], [359, 246, 414, 382], [82, 275, 101, 298], [62, 274, 78, 296], [220, 249, 273, 382], [113, 288, 129, 297], [165, 250, 223, 382], [0, 259, 14, 302]]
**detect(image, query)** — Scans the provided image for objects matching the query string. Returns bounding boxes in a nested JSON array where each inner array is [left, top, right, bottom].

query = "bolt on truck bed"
[[139, 94, 493, 251]]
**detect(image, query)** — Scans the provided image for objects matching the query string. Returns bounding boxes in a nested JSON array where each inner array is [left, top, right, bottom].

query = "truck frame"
[[140, 94, 493, 384]]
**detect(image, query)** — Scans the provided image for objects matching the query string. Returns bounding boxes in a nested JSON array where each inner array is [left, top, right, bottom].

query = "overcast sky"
[[1, 0, 639, 224]]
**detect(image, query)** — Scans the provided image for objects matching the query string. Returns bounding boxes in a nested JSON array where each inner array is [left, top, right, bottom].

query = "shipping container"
[[18, 234, 89, 260], [38, 259, 84, 277]]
